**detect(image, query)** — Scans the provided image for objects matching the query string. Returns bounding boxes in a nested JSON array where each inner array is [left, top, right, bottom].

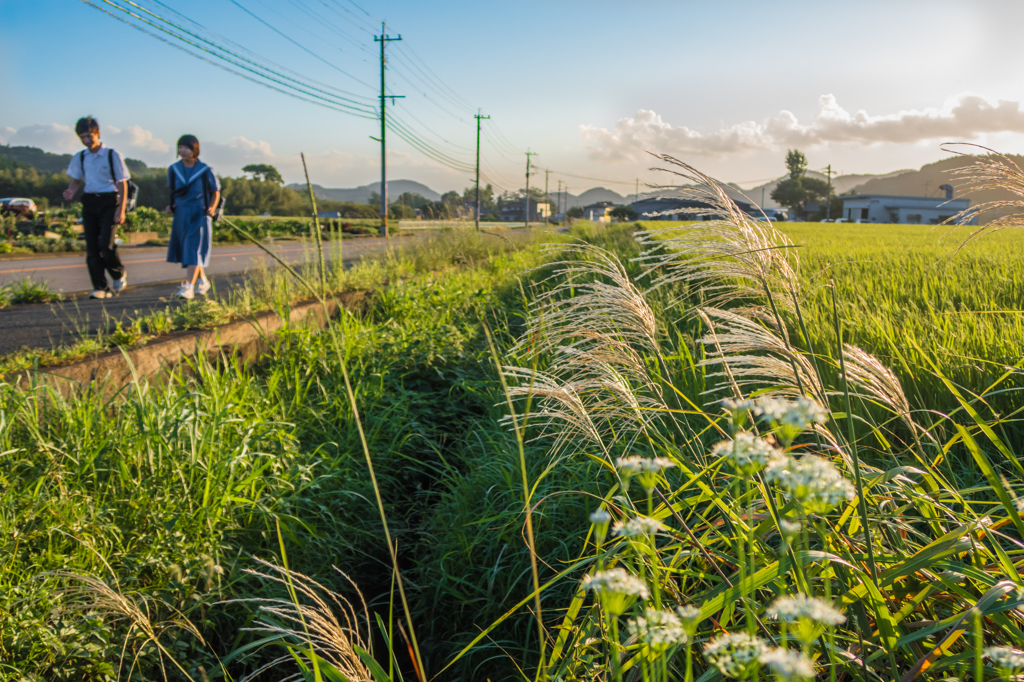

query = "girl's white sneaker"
[[175, 282, 194, 300], [195, 278, 211, 296]]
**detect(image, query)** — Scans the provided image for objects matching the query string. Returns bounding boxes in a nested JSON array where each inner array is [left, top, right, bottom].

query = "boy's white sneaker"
[[175, 282, 195, 300], [89, 289, 112, 299], [195, 278, 211, 296], [111, 273, 127, 294]]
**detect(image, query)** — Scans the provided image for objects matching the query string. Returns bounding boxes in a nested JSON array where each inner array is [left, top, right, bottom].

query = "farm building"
[[840, 186, 975, 224], [500, 198, 551, 222], [631, 196, 756, 220], [583, 202, 615, 222]]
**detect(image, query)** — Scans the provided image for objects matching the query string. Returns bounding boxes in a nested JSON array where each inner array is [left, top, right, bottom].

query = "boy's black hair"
[[176, 135, 200, 158], [75, 117, 99, 136]]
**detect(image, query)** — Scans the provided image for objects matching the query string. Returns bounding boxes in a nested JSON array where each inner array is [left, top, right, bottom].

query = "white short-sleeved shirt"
[[65, 144, 131, 194]]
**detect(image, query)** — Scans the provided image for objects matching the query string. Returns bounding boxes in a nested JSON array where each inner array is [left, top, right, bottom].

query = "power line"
[[81, 0, 378, 118], [228, 0, 376, 91]]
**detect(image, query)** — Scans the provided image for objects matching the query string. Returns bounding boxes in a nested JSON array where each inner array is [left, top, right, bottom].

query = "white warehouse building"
[[840, 185, 975, 225]]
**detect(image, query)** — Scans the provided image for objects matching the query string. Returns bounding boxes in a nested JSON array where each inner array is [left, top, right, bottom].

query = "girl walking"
[[166, 134, 220, 299]]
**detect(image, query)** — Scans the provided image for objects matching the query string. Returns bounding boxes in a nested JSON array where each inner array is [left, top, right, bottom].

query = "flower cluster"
[[704, 632, 768, 679], [767, 594, 846, 626], [753, 397, 827, 430], [676, 604, 702, 636], [627, 607, 687, 652], [615, 456, 645, 477], [765, 455, 856, 513], [636, 456, 675, 491], [986, 646, 1024, 672], [614, 516, 666, 538], [759, 647, 817, 681], [583, 567, 649, 615], [711, 432, 786, 476], [724, 397, 827, 444], [583, 568, 649, 598]]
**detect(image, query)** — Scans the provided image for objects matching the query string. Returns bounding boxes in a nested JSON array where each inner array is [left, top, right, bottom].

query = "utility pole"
[[824, 164, 836, 221], [474, 110, 490, 231], [544, 169, 550, 223], [557, 180, 563, 217], [374, 23, 402, 237], [524, 149, 538, 227]]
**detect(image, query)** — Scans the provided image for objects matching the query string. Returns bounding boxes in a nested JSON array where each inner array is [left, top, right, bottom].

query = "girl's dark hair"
[[75, 117, 99, 136], [176, 135, 200, 158]]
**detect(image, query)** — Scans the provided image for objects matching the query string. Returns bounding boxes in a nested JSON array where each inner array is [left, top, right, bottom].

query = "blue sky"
[[4, 0, 1024, 194]]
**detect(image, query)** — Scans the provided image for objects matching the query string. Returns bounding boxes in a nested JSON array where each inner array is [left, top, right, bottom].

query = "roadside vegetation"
[[4, 153, 1024, 681]]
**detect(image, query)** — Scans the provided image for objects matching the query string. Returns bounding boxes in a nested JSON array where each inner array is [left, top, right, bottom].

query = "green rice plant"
[[490, 157, 1024, 682]]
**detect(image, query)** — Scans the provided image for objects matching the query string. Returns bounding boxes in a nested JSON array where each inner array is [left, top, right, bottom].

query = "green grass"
[[3, 215, 1024, 681]]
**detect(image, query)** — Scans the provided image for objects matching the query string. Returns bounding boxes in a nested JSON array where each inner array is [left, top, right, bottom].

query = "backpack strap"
[[80, 150, 86, 178], [108, 149, 116, 183]]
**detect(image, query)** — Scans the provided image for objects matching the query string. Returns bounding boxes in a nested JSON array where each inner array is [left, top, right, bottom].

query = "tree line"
[[1, 146, 572, 221]]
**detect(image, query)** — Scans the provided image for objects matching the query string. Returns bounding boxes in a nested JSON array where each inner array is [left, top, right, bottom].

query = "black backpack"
[[79, 149, 139, 211], [169, 163, 224, 221]]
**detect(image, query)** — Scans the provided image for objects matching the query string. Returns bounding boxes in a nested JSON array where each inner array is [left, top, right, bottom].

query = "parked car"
[[0, 198, 37, 220]]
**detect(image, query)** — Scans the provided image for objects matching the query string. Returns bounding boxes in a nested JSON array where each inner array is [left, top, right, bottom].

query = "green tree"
[[770, 178, 805, 214], [610, 205, 637, 221], [566, 206, 584, 219], [368, 190, 380, 207], [241, 164, 283, 184], [785, 149, 807, 180]]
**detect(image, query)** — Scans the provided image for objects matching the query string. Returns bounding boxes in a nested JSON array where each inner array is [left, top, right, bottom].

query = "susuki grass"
[[4, 151, 1024, 682]]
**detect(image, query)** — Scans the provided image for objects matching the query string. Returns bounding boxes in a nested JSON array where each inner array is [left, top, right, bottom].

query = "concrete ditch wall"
[[7, 289, 373, 399]]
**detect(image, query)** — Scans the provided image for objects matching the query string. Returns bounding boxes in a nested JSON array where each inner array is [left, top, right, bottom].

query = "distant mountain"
[[293, 180, 441, 204], [0, 144, 153, 175]]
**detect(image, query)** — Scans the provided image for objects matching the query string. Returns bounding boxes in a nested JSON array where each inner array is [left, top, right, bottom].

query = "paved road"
[[0, 236, 417, 356], [0, 238, 402, 292]]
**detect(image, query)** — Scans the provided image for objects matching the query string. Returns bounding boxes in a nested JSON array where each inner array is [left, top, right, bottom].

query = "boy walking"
[[63, 116, 130, 298]]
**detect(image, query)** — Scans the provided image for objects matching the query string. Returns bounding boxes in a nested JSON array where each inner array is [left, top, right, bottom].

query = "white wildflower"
[[722, 398, 758, 429], [636, 456, 676, 491], [711, 432, 786, 476], [779, 519, 801, 542], [749, 397, 828, 444], [627, 608, 687, 652], [676, 604, 702, 636], [767, 594, 845, 645], [590, 509, 611, 525], [986, 646, 1024, 672], [759, 647, 817, 681], [768, 594, 845, 626], [703, 632, 768, 679], [614, 516, 666, 538], [615, 456, 645, 477], [582, 567, 649, 615], [765, 455, 856, 513]]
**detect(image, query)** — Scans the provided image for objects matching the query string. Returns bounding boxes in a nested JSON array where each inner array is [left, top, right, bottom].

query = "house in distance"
[[839, 185, 976, 224], [630, 196, 756, 221]]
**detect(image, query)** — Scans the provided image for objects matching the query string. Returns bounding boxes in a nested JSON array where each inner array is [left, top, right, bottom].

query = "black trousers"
[[82, 192, 125, 290]]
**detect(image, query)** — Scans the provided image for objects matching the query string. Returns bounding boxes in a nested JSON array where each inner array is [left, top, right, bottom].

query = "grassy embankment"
[[3, 200, 1024, 681]]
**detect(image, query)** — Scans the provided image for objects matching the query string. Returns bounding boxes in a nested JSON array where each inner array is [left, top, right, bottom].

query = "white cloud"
[[105, 125, 169, 155], [581, 93, 1024, 161], [0, 122, 171, 160]]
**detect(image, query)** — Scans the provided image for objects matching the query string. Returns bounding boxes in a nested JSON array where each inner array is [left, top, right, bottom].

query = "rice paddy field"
[[4, 176, 1024, 682]]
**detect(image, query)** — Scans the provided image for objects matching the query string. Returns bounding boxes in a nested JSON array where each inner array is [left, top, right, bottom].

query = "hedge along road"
[[0, 234, 428, 357]]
